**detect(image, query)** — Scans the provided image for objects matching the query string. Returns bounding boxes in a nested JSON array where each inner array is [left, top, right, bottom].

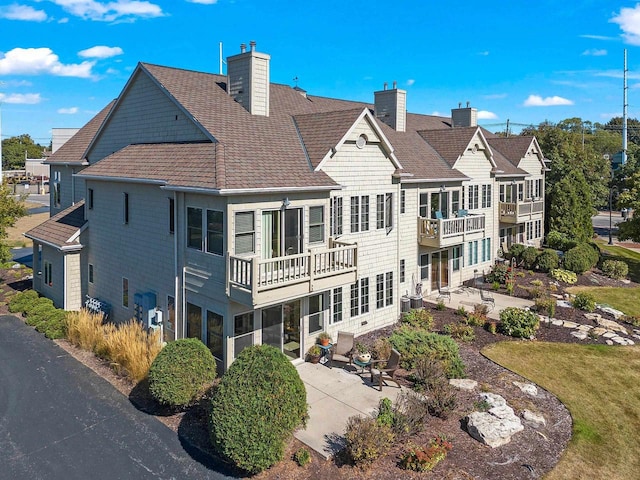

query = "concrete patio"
[[425, 286, 534, 319], [294, 288, 533, 459], [294, 361, 405, 459]]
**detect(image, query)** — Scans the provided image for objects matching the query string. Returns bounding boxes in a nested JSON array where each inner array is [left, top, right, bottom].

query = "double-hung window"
[[360, 278, 369, 314], [350, 196, 369, 233], [206, 210, 223, 255], [187, 207, 203, 250], [350, 196, 360, 233], [332, 288, 343, 323], [235, 211, 255, 254], [468, 185, 479, 209], [330, 197, 343, 236], [350, 282, 359, 317], [376, 274, 384, 308], [309, 206, 324, 243], [385, 272, 393, 306], [481, 184, 492, 208], [377, 193, 393, 230]]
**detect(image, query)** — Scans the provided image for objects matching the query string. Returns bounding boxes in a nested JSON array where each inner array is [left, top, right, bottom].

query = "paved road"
[[0, 315, 235, 480]]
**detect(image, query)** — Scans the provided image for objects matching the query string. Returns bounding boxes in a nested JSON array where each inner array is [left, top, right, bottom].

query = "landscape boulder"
[[465, 393, 524, 448]]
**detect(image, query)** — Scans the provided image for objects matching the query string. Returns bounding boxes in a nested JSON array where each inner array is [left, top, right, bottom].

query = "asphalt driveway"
[[0, 315, 234, 480]]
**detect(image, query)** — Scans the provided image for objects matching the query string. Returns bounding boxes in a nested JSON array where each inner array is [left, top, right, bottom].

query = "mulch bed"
[[1, 262, 636, 479]]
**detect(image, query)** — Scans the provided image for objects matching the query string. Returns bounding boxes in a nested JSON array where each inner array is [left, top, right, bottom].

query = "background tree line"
[[1, 134, 47, 171]]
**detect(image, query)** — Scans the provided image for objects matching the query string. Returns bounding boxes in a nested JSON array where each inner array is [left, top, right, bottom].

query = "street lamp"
[[609, 185, 619, 245]]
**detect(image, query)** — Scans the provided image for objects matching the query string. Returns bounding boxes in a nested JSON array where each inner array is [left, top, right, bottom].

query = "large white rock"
[[595, 317, 628, 334], [522, 410, 546, 427], [449, 379, 478, 390], [513, 381, 538, 396], [465, 393, 524, 448]]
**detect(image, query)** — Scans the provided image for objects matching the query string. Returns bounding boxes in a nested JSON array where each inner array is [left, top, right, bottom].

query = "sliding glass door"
[[262, 208, 302, 259], [430, 250, 450, 291], [261, 300, 301, 359]]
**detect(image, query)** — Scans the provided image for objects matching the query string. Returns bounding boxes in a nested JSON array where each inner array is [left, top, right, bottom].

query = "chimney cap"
[[240, 43, 246, 53], [383, 82, 388, 90], [393, 80, 397, 89], [250, 40, 256, 51]]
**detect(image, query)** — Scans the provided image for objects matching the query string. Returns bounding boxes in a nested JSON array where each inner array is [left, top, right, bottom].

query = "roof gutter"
[[74, 174, 167, 185], [161, 185, 341, 195], [401, 176, 469, 184], [23, 233, 84, 252]]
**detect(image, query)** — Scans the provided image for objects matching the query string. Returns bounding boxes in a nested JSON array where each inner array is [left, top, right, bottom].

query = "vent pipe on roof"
[[250, 40, 256, 51], [240, 43, 246, 53], [374, 81, 406, 132]]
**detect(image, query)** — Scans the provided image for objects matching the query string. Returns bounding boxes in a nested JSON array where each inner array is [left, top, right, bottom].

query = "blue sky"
[[1, 1, 640, 145]]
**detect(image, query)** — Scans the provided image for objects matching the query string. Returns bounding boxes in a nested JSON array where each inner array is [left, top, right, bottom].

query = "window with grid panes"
[[235, 211, 255, 254], [330, 197, 343, 236], [350, 196, 360, 233], [309, 206, 324, 243], [350, 282, 359, 317], [385, 272, 393, 306], [360, 278, 369, 314], [376, 274, 384, 308], [332, 288, 343, 323]]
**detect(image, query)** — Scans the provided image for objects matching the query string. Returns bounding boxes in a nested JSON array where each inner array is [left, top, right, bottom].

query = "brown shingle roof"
[[417, 127, 481, 166], [25, 201, 86, 250], [47, 102, 115, 165], [486, 136, 536, 167], [78, 143, 224, 189], [294, 108, 365, 168]]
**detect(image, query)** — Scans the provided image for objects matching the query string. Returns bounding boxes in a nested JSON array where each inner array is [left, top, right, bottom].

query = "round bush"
[[209, 345, 307, 474], [8, 289, 40, 313], [546, 230, 568, 250], [498, 307, 540, 338], [389, 326, 465, 378], [601, 259, 628, 280], [148, 338, 216, 407], [508, 243, 526, 263], [563, 243, 599, 274], [573, 292, 596, 312], [536, 249, 559, 272], [521, 246, 539, 269]]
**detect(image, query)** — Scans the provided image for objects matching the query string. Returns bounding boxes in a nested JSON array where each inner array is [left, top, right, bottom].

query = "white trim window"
[[235, 211, 255, 254], [481, 184, 492, 208], [309, 206, 324, 243], [187, 207, 203, 250], [468, 240, 479, 266], [360, 277, 369, 314], [44, 261, 52, 286], [385, 272, 393, 306], [377, 193, 393, 230], [420, 253, 429, 280], [468, 185, 479, 210], [350, 281, 359, 318], [332, 287, 343, 323], [376, 274, 384, 309], [206, 210, 224, 255], [330, 197, 343, 236]]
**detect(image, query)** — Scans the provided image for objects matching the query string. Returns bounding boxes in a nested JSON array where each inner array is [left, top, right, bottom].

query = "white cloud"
[[78, 45, 123, 58], [582, 48, 607, 56], [58, 17, 69, 23], [482, 93, 507, 100], [0, 47, 95, 78], [600, 112, 622, 118], [431, 111, 442, 116], [48, 0, 164, 22], [478, 51, 489, 56], [523, 95, 574, 107], [406, 79, 415, 86], [186, 0, 218, 3], [0, 92, 42, 104], [477, 110, 497, 120], [0, 4, 48, 21], [58, 106, 79, 114], [611, 4, 640, 45], [579, 34, 615, 41]]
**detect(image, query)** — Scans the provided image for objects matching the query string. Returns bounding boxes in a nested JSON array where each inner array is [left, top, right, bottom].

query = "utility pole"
[[623, 49, 628, 166], [0, 81, 4, 185]]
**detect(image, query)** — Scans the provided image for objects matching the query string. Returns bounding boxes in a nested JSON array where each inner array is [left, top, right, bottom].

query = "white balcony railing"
[[499, 200, 544, 221], [228, 240, 357, 297], [418, 214, 485, 244]]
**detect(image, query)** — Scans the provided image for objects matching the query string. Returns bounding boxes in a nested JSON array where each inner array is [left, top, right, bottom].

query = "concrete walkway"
[[425, 286, 534, 319], [294, 361, 405, 459]]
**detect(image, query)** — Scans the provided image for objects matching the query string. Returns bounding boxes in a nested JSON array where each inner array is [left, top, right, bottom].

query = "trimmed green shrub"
[[546, 230, 569, 250], [389, 326, 464, 377], [601, 259, 629, 280], [8, 289, 39, 313], [40, 309, 68, 339], [573, 292, 596, 312], [344, 415, 394, 468], [522, 246, 539, 269], [293, 447, 311, 467], [498, 307, 540, 338], [149, 338, 216, 407], [536, 249, 560, 272], [564, 243, 599, 274], [508, 243, 526, 263], [401, 309, 434, 330], [210, 345, 307, 474], [550, 268, 577, 284], [443, 323, 475, 342], [486, 263, 509, 284]]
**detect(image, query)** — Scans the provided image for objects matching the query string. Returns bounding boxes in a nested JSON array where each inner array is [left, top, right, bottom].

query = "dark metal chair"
[[370, 349, 402, 391]]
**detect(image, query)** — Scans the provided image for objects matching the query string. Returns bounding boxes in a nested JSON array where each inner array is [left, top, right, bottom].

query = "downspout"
[[173, 190, 178, 341], [70, 165, 75, 205]]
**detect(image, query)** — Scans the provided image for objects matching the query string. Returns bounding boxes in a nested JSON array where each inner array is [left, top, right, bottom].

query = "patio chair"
[[329, 331, 354, 369], [480, 288, 495, 311], [437, 285, 451, 303], [370, 349, 402, 391]]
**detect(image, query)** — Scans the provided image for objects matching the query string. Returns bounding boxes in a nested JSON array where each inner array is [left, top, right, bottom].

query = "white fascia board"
[[162, 185, 341, 195]]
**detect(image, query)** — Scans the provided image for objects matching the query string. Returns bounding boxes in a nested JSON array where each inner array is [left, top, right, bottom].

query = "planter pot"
[[356, 353, 371, 363], [320, 338, 330, 346], [308, 354, 321, 364]]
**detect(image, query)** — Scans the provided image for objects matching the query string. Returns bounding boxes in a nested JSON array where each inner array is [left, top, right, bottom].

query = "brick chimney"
[[227, 41, 270, 116], [451, 101, 477, 127], [374, 81, 406, 132]]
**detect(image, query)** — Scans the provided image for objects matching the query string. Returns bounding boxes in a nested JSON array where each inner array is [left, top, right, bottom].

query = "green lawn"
[[483, 342, 640, 480], [596, 240, 640, 283], [565, 286, 640, 317]]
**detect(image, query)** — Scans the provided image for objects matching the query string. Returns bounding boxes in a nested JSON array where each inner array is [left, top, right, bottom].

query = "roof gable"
[[486, 136, 545, 170], [24, 201, 86, 251], [418, 127, 496, 170]]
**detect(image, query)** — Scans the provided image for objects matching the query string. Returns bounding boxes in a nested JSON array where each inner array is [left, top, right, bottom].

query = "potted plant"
[[355, 342, 371, 363], [306, 345, 322, 364], [317, 332, 332, 346]]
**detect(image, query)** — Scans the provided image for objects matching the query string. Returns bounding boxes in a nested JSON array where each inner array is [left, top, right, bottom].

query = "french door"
[[430, 250, 450, 291], [261, 300, 301, 359]]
